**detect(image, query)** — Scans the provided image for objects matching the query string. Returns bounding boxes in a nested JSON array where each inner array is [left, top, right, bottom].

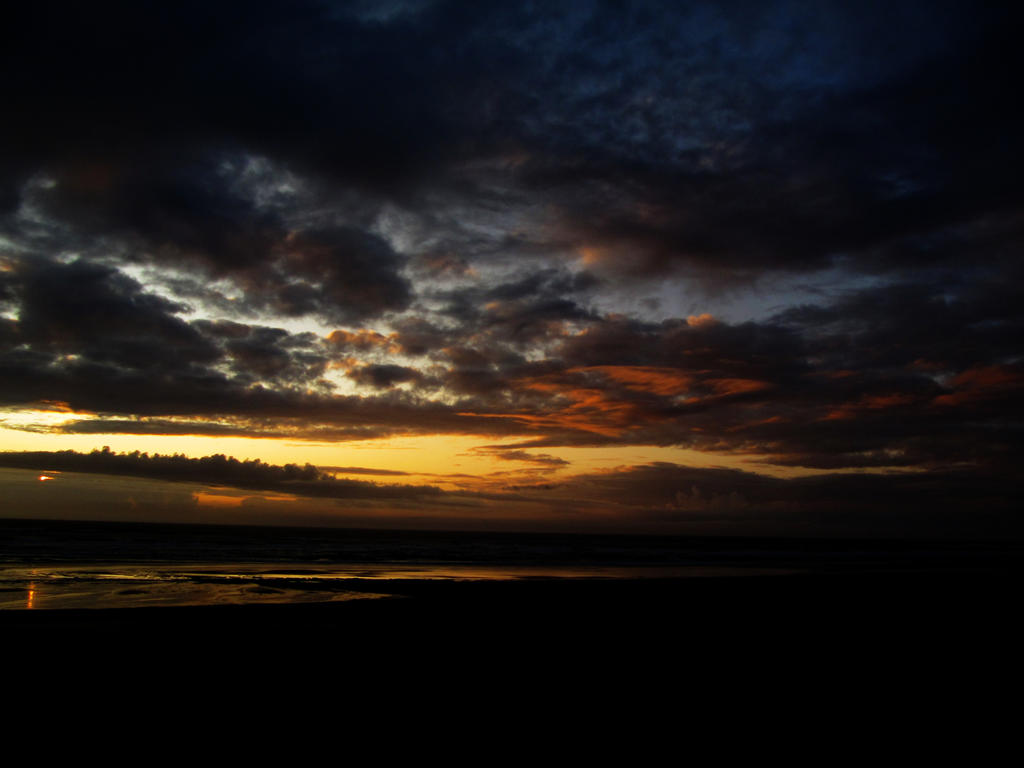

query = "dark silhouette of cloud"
[[0, 447, 441, 501], [319, 465, 412, 477], [346, 363, 424, 389], [537, 461, 1023, 537], [3, 449, 1018, 537]]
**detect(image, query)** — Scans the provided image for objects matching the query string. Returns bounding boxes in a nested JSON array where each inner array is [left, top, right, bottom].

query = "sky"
[[1, 0, 1021, 536]]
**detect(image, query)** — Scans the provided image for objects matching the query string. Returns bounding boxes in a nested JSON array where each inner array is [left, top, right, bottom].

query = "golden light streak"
[[194, 490, 300, 507], [194, 491, 246, 508], [1, 405, 846, 499]]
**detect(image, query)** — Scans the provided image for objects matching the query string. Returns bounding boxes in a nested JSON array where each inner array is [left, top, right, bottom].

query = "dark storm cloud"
[[262, 226, 412, 324], [193, 320, 330, 385], [3, 0, 1020, 300], [390, 317, 458, 358], [346, 363, 423, 389], [0, 259, 339, 396], [440, 268, 599, 343], [13, 259, 220, 371], [773, 275, 1024, 374], [510, 3, 1024, 284], [26, 156, 285, 271], [2, 2, 465, 197], [542, 462, 1022, 537], [392, 267, 601, 399], [16, 157, 413, 325]]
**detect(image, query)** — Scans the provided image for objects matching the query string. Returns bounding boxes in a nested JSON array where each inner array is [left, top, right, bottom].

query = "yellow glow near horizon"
[[0, 418, 843, 484], [0, 405, 880, 493], [0, 422, 559, 478]]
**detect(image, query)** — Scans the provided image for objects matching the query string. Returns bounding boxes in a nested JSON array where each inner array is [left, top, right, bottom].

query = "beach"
[[3, 518, 1021, 694], [6, 570, 1020, 676]]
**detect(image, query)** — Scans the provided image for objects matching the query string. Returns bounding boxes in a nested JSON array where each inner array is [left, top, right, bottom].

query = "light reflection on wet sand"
[[0, 563, 796, 610]]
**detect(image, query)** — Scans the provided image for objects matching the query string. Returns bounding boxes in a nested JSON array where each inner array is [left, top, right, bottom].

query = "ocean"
[[2, 517, 1017, 610]]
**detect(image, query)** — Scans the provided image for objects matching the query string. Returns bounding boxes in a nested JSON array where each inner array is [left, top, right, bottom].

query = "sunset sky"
[[1, 1, 1021, 535]]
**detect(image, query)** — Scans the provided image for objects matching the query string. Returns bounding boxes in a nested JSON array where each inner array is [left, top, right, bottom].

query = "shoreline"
[[7, 570, 1021, 692], [6, 567, 1019, 626]]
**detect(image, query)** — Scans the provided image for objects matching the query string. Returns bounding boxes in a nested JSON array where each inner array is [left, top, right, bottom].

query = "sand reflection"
[[0, 562, 794, 610], [0, 565, 396, 610]]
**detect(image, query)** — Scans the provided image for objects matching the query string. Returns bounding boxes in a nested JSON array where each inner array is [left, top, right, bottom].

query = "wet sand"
[[5, 571, 1021, 730], [6, 570, 1020, 670], [4, 518, 1020, 701]]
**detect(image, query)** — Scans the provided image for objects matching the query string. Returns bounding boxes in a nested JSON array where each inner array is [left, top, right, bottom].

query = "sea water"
[[1, 517, 1013, 610]]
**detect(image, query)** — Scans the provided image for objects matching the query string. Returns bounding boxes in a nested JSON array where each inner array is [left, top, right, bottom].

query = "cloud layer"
[[2, 1, 1022, 534]]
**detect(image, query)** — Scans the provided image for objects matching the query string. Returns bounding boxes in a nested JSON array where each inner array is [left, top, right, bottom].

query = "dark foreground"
[[5, 571, 1022, 741], [4, 518, 1021, 719], [6, 570, 1020, 673]]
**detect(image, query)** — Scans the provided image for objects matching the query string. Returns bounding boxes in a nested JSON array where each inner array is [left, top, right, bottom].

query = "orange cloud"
[[820, 409, 854, 421], [32, 400, 80, 413], [861, 393, 915, 409], [726, 415, 786, 432], [327, 355, 360, 371], [705, 379, 771, 396], [581, 366, 695, 396], [811, 369, 857, 379], [494, 385, 637, 437], [494, 367, 776, 440], [933, 365, 1024, 406], [325, 329, 399, 354], [821, 392, 917, 421], [686, 313, 717, 327], [464, 369, 655, 437]]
